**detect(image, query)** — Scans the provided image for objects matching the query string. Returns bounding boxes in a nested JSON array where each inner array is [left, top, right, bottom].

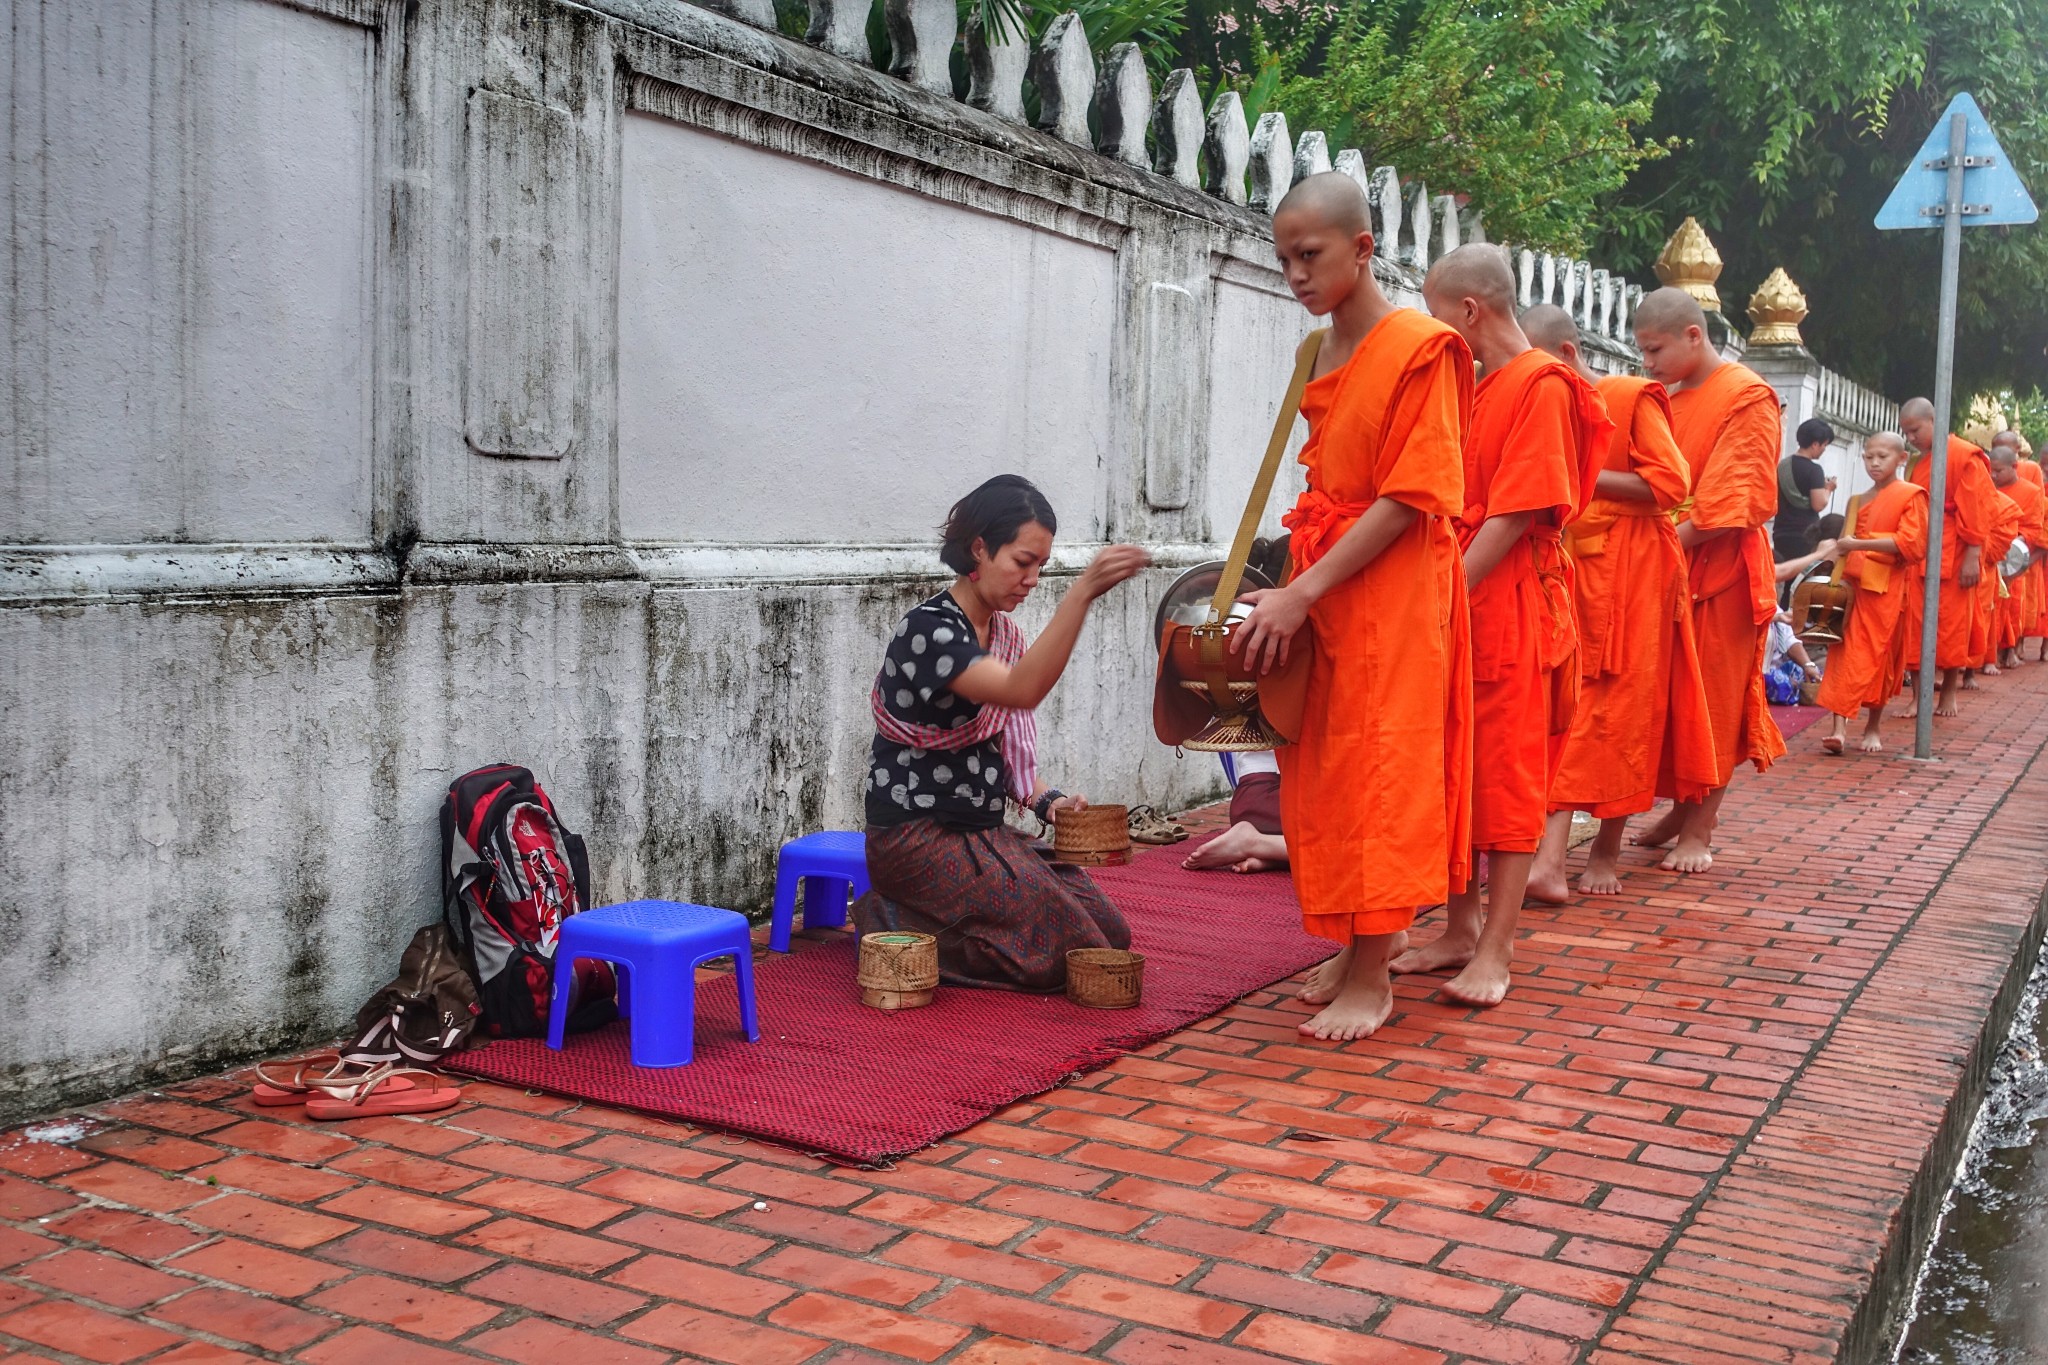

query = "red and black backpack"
[[440, 764, 616, 1039]]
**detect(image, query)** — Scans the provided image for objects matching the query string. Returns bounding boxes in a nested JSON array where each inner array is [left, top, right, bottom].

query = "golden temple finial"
[[1653, 217, 1724, 311], [1746, 267, 1809, 346], [1962, 393, 2008, 449]]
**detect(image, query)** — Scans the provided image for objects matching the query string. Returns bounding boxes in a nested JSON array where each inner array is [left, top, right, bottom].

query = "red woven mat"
[[447, 842, 1332, 1167], [1771, 702, 1829, 739]]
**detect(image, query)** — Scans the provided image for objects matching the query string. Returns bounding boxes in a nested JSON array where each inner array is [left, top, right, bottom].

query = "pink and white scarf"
[[870, 610, 1037, 804]]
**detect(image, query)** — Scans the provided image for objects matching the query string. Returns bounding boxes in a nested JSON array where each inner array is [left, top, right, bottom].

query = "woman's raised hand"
[[1076, 544, 1153, 600]]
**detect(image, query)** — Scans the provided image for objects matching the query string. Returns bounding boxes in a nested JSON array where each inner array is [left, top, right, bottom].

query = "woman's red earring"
[[970, 570, 981, 581]]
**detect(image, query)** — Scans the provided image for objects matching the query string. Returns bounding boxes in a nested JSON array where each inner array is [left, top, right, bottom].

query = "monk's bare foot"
[[1578, 851, 1623, 896], [1391, 931, 1475, 977], [1821, 731, 1845, 755], [1184, 822, 1263, 871], [1440, 947, 1513, 1008], [1962, 671, 1981, 690], [1660, 833, 1714, 873], [1859, 731, 1885, 753], [1299, 976, 1394, 1041], [1936, 696, 1962, 717], [1296, 945, 1353, 1005], [1633, 805, 1684, 849], [1980, 664, 2001, 677], [1525, 868, 1570, 905]]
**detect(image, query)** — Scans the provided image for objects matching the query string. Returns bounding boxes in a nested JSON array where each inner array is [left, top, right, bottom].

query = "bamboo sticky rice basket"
[[1052, 803, 1131, 867], [1066, 947, 1144, 1009], [857, 932, 938, 1010]]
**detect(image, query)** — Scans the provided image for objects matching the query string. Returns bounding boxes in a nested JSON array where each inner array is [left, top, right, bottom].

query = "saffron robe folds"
[[1978, 490, 2023, 664], [1456, 349, 1612, 853], [1995, 478, 2045, 650], [1666, 362, 1787, 789], [1550, 376, 1717, 816], [1277, 309, 1474, 943], [1904, 437, 1998, 671], [1814, 480, 1929, 718]]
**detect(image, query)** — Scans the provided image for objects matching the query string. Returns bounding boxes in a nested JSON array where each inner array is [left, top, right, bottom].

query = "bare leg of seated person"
[[1183, 822, 1288, 872]]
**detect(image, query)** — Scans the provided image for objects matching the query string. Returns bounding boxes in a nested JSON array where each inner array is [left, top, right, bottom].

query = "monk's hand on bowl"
[[1232, 587, 1305, 674], [1078, 544, 1153, 600]]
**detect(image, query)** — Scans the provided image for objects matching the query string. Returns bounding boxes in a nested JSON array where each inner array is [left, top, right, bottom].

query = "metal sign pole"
[[1913, 111, 1968, 761]]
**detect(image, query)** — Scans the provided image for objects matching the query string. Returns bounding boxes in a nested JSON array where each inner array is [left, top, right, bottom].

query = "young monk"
[[1815, 434, 1928, 754], [1389, 251, 1608, 1006], [1899, 398, 1997, 716], [1975, 479, 2023, 675], [1629, 288, 1786, 873], [1233, 172, 1473, 1041], [1990, 439, 2045, 668], [1994, 434, 2048, 660], [1519, 305, 1716, 900]]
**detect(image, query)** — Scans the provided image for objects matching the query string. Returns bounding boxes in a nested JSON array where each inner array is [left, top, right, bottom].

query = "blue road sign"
[[1875, 92, 2037, 230]]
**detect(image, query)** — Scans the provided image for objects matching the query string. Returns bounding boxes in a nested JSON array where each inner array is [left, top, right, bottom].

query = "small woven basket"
[[857, 932, 938, 1010], [1052, 803, 1132, 867], [1066, 947, 1144, 1009]]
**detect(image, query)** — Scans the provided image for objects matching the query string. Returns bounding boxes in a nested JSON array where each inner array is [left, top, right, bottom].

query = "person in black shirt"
[[1773, 417, 1838, 569], [857, 475, 1151, 991]]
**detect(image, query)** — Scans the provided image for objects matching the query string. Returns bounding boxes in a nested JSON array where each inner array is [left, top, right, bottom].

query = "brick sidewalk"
[[4, 679, 2047, 1365]]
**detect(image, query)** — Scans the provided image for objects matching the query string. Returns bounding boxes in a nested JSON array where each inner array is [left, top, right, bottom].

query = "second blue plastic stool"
[[769, 831, 870, 952], [546, 900, 760, 1067]]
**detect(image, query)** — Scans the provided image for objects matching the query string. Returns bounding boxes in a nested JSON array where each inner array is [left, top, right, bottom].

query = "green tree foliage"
[[1225, 0, 1666, 251], [1596, 0, 2048, 401]]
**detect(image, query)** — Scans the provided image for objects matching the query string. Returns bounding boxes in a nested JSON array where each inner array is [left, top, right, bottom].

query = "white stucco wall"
[[618, 115, 1119, 544], [3, 0, 374, 546]]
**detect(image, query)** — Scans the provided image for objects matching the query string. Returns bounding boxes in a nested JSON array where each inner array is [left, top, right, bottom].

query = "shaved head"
[[1520, 304, 1579, 351], [1993, 429, 2024, 450], [1423, 245, 1517, 316], [1865, 431, 1906, 456], [1273, 172, 1370, 236], [1632, 287, 1707, 338], [1901, 397, 1935, 422], [1990, 443, 2019, 467]]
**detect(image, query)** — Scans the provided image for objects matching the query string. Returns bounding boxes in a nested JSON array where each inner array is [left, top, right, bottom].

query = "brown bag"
[[1153, 330, 1326, 750]]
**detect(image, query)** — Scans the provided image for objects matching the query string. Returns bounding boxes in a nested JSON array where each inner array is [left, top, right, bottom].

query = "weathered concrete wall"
[[0, 0, 1752, 1119]]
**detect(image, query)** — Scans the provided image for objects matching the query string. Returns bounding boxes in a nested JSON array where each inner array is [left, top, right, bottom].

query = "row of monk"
[[1217, 171, 2018, 1042], [849, 170, 2010, 1045]]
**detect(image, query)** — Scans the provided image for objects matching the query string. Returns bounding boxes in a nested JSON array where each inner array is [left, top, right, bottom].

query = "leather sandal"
[[1127, 804, 1188, 845], [251, 1053, 363, 1107]]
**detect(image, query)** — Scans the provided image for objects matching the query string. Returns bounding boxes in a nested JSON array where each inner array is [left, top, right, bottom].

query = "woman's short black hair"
[[1811, 513, 1846, 549], [1796, 418, 1836, 450], [939, 476, 1057, 574]]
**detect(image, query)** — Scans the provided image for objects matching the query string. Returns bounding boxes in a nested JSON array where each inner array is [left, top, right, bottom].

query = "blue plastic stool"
[[546, 900, 760, 1067], [768, 831, 870, 952]]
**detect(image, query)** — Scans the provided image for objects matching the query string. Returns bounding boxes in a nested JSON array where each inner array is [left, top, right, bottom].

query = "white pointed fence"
[[743, 1, 1646, 343]]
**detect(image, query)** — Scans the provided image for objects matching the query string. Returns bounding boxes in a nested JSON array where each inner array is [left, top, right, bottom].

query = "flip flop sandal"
[[304, 1066, 462, 1121], [1127, 804, 1187, 845], [1820, 733, 1846, 755], [251, 1053, 359, 1107]]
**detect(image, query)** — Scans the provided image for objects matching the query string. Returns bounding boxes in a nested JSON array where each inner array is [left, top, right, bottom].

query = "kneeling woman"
[[860, 475, 1150, 990]]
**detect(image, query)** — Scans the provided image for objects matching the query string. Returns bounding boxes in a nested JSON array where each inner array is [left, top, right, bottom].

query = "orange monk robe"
[[1996, 478, 2045, 649], [1278, 310, 1474, 944], [1980, 490, 2022, 663], [1814, 481, 1929, 717], [2021, 459, 2044, 489], [1905, 436, 1998, 670], [1455, 349, 1612, 854], [1550, 377, 1717, 816], [1664, 363, 1788, 789]]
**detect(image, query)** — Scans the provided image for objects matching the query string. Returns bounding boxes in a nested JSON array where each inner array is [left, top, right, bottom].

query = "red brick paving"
[[3, 684, 2047, 1363]]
